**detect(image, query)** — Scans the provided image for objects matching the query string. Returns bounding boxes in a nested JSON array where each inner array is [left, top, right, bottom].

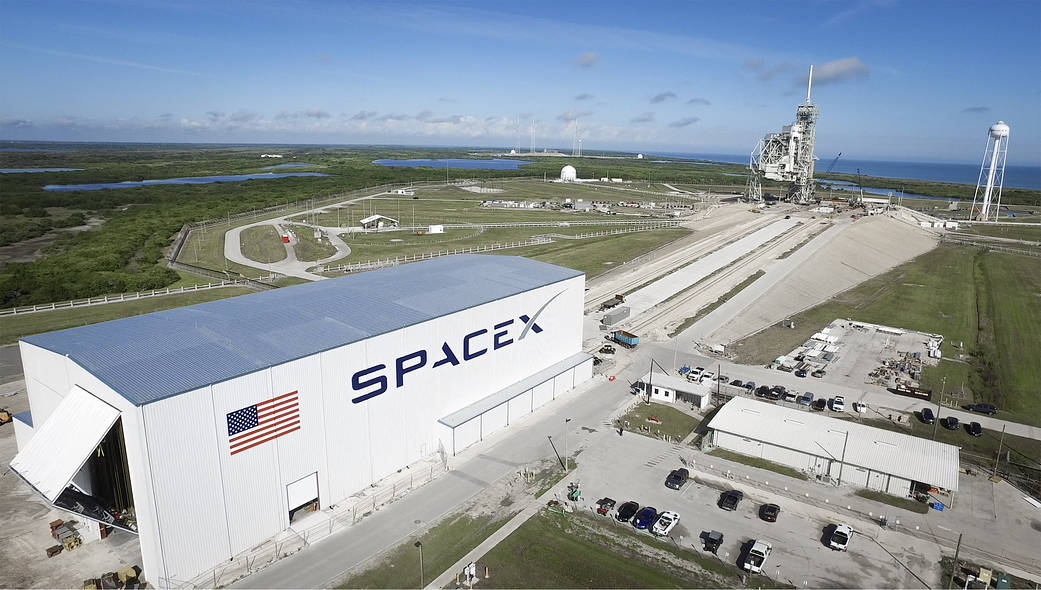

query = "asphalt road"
[[0, 344, 23, 383]]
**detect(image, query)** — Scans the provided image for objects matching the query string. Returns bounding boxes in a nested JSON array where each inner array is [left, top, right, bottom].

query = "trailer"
[[891, 384, 932, 401], [599, 294, 626, 311], [610, 330, 639, 349], [601, 306, 631, 326]]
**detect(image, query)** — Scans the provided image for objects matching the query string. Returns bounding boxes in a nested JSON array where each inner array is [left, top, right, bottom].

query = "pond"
[[44, 172, 331, 191], [372, 158, 532, 170], [0, 168, 83, 173]]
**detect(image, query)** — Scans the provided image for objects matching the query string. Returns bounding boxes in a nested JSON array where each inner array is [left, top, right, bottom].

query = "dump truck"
[[610, 330, 639, 349], [599, 294, 626, 311]]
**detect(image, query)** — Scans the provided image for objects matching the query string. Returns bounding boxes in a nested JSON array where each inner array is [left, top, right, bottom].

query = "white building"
[[634, 372, 712, 410], [707, 397, 959, 498], [10, 255, 591, 586], [359, 214, 398, 229], [560, 165, 577, 183]]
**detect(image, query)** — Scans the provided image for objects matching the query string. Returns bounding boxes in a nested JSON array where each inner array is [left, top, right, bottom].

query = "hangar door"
[[287, 472, 319, 522], [10, 386, 120, 502]]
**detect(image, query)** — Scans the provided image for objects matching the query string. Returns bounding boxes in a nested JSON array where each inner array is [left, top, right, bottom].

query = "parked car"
[[718, 490, 743, 511], [730, 379, 744, 387], [798, 392, 814, 406], [717, 374, 729, 383], [852, 402, 868, 413], [777, 364, 793, 373], [966, 403, 997, 415], [744, 380, 756, 391], [616, 501, 640, 522], [968, 421, 983, 437], [943, 416, 960, 430], [811, 369, 826, 378], [829, 524, 853, 551], [652, 511, 679, 536], [665, 468, 689, 490], [596, 497, 616, 516], [759, 503, 781, 522], [812, 398, 828, 411], [755, 385, 771, 398], [633, 506, 658, 529], [783, 392, 798, 403], [700, 371, 716, 383], [919, 408, 935, 424], [743, 540, 773, 573], [795, 369, 808, 378], [691, 367, 705, 379], [830, 396, 845, 412]]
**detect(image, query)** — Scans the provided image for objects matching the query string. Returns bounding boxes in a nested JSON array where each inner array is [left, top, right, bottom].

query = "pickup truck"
[[743, 540, 772, 573]]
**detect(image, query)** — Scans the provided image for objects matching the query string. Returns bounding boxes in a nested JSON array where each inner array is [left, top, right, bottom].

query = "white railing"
[[0, 278, 279, 317]]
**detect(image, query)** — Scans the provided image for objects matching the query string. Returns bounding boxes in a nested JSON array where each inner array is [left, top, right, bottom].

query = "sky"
[[1, 0, 1039, 164]]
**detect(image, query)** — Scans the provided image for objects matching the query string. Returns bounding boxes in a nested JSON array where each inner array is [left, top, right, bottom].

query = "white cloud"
[[810, 56, 869, 85], [650, 91, 676, 104], [631, 112, 655, 124], [575, 51, 599, 67], [669, 117, 699, 128]]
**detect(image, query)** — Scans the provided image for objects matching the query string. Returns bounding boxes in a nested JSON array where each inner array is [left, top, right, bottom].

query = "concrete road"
[[0, 344, 23, 383], [232, 373, 639, 589]]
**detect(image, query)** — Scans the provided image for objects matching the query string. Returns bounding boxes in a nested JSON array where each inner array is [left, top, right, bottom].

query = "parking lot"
[[574, 430, 943, 588]]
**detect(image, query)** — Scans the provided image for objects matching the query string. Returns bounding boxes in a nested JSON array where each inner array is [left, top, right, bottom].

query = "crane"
[[825, 152, 843, 173]]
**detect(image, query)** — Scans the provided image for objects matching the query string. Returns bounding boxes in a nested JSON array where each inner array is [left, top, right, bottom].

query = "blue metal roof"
[[21, 255, 582, 406]]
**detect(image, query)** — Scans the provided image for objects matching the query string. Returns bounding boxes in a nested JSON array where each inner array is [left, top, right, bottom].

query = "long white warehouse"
[[707, 397, 959, 499], [9, 254, 591, 586]]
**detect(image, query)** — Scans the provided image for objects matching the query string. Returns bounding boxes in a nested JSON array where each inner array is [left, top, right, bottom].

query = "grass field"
[[862, 417, 1041, 469], [239, 225, 287, 263], [618, 403, 700, 441], [508, 228, 690, 279], [729, 244, 1041, 427], [480, 511, 782, 589], [854, 489, 930, 514], [177, 221, 271, 277], [336, 512, 515, 589], [957, 223, 1041, 242], [286, 224, 338, 262], [0, 287, 252, 343], [708, 448, 809, 481]]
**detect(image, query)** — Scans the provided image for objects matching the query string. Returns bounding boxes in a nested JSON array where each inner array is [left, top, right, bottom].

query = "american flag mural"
[[226, 391, 300, 455]]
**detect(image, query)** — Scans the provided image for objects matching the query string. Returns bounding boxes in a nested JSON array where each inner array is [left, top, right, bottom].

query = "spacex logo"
[[350, 291, 564, 404]]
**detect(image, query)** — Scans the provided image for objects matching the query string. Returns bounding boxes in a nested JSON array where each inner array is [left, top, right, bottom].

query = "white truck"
[[743, 540, 772, 574], [829, 524, 853, 551]]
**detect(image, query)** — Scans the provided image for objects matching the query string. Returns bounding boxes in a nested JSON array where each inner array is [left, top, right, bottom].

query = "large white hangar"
[[9, 254, 591, 585], [707, 397, 959, 499]]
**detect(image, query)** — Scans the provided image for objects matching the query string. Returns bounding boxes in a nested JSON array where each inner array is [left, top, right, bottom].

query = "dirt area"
[[0, 379, 144, 589], [0, 217, 105, 264]]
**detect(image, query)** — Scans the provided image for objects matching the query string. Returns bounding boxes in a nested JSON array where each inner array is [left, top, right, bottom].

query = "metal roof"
[[707, 397, 960, 491], [21, 255, 582, 407]]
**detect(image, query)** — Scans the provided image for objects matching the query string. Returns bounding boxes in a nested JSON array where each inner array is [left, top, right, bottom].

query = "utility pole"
[[414, 541, 424, 588], [563, 418, 572, 472], [837, 431, 850, 486], [993, 425, 1007, 474], [933, 377, 946, 440], [947, 533, 962, 589]]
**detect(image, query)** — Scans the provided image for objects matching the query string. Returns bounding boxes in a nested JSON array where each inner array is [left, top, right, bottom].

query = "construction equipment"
[[609, 330, 639, 349], [599, 294, 625, 311], [0, 408, 11, 425], [825, 152, 843, 173]]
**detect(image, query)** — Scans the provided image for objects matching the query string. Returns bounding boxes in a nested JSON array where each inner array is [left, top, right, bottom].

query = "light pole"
[[563, 418, 572, 472], [932, 377, 946, 440], [414, 541, 424, 588]]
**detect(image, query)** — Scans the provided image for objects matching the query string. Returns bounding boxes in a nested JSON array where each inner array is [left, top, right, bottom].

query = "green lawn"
[[508, 228, 690, 279], [729, 244, 1041, 427], [0, 287, 253, 343], [861, 417, 1041, 469], [480, 511, 783, 589], [287, 224, 339, 262], [177, 222, 271, 277], [708, 448, 809, 481], [240, 225, 287, 263], [854, 489, 929, 514], [958, 223, 1041, 242], [618, 403, 700, 441], [337, 512, 515, 589]]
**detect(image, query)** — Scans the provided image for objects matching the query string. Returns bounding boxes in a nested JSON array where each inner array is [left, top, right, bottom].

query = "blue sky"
[[1, 0, 1039, 164]]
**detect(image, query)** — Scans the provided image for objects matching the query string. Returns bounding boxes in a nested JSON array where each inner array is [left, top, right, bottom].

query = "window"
[[664, 392, 669, 397], [654, 387, 659, 395]]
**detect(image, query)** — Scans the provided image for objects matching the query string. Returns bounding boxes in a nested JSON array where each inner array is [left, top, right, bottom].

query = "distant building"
[[260, 154, 283, 158], [359, 214, 398, 229], [634, 372, 712, 410], [392, 189, 415, 196], [637, 154, 644, 159], [560, 165, 577, 183]]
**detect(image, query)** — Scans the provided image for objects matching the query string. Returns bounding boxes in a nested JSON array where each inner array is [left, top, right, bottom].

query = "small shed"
[[359, 214, 398, 229]]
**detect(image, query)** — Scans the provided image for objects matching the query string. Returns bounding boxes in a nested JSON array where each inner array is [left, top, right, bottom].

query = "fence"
[[940, 234, 1041, 257], [0, 278, 279, 317], [319, 222, 681, 275], [159, 462, 448, 589]]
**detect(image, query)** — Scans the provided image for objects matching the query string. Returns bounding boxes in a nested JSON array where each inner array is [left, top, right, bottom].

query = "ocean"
[[652, 152, 1041, 190]]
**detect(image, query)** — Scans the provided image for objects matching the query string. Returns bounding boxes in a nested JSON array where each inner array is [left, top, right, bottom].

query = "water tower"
[[969, 121, 1010, 221]]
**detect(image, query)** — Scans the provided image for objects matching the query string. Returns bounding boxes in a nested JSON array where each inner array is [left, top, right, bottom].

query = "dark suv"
[[665, 468, 689, 490], [966, 403, 997, 415], [616, 501, 640, 522], [718, 490, 743, 511], [919, 408, 935, 424]]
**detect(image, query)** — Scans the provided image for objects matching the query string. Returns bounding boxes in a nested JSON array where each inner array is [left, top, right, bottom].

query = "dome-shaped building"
[[560, 165, 577, 182]]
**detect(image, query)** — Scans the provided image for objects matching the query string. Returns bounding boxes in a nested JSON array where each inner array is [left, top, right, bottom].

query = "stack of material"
[[55, 523, 81, 551]]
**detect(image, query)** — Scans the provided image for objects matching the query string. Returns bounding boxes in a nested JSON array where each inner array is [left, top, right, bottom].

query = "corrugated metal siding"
[[481, 404, 508, 438], [143, 388, 232, 580], [21, 255, 583, 406], [10, 386, 120, 501], [271, 355, 328, 527], [211, 371, 284, 555], [553, 370, 574, 397], [709, 397, 960, 490], [452, 418, 481, 455], [508, 391, 532, 422], [532, 381, 554, 409]]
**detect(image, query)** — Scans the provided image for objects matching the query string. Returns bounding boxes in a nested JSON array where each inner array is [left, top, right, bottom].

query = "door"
[[287, 472, 319, 521]]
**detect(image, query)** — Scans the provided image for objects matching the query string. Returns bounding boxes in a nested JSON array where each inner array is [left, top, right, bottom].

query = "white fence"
[[0, 278, 278, 317]]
